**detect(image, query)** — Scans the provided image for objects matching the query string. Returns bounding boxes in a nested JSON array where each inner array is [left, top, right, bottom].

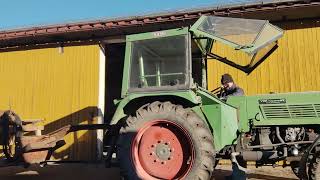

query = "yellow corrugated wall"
[[0, 45, 100, 160], [208, 19, 320, 95]]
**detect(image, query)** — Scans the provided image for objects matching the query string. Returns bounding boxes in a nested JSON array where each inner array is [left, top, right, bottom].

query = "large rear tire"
[[117, 101, 216, 180]]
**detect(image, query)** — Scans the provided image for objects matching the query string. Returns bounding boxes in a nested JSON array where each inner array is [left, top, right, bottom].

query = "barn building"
[[0, 0, 319, 160]]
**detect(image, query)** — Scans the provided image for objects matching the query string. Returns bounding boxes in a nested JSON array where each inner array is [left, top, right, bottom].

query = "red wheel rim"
[[131, 120, 194, 180]]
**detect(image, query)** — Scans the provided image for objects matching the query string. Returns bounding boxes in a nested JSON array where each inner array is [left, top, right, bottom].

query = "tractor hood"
[[190, 16, 283, 74]]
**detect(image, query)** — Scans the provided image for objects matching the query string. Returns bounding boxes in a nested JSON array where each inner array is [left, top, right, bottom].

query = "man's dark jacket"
[[220, 85, 244, 100]]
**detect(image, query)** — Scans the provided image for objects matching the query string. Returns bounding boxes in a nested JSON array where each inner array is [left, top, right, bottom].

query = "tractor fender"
[[110, 91, 200, 125]]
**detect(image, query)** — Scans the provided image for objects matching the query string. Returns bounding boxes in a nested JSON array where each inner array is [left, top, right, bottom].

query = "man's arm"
[[231, 87, 245, 96]]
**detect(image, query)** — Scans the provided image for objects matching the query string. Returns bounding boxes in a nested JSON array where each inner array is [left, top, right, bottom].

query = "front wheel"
[[117, 101, 216, 180], [309, 152, 320, 180], [290, 161, 300, 179]]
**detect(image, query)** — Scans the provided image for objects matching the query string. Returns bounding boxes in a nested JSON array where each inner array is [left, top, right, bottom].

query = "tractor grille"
[[261, 104, 320, 119]]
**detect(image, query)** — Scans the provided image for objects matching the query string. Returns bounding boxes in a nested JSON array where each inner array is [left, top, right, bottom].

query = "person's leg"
[[230, 162, 246, 180], [226, 152, 247, 180]]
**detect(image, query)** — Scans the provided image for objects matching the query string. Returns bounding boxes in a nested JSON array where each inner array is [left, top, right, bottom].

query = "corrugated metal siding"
[[207, 19, 320, 95], [0, 45, 100, 160]]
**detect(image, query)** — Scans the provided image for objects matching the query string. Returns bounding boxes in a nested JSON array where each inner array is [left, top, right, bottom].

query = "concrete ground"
[[0, 163, 298, 180]]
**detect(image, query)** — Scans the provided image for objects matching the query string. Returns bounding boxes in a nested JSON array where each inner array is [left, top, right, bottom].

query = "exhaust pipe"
[[240, 151, 279, 161]]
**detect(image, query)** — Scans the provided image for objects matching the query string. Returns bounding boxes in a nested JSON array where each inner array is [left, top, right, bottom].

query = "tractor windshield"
[[190, 16, 283, 74], [129, 35, 190, 91]]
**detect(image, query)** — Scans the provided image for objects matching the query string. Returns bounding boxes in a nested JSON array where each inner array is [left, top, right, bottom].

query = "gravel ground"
[[0, 163, 298, 180]]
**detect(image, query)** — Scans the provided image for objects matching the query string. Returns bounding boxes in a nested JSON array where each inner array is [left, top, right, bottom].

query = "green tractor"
[[108, 16, 320, 179], [1, 15, 319, 180]]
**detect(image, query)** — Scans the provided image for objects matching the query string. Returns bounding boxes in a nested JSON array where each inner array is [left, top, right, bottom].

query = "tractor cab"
[[121, 16, 283, 97], [121, 28, 192, 97]]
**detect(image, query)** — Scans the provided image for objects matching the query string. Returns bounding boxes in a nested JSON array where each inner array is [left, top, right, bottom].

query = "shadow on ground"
[[0, 163, 298, 180], [213, 165, 298, 180], [0, 163, 120, 180]]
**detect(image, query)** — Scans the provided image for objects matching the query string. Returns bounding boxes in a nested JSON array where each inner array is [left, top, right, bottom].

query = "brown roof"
[[0, 0, 320, 51]]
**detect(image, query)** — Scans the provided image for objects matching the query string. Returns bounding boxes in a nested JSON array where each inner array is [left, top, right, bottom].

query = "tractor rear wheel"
[[117, 101, 215, 180]]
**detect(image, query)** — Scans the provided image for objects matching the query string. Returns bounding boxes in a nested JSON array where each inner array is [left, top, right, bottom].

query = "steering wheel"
[[210, 86, 224, 97]]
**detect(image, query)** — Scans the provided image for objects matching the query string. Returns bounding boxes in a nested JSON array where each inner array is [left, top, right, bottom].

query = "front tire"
[[117, 101, 216, 180], [309, 152, 320, 180], [290, 161, 300, 179]]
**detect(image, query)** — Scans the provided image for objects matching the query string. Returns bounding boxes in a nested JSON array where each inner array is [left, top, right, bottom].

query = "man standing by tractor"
[[219, 73, 246, 179], [219, 73, 244, 100]]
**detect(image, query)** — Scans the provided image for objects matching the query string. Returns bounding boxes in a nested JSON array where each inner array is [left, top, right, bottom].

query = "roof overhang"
[[0, 0, 319, 52]]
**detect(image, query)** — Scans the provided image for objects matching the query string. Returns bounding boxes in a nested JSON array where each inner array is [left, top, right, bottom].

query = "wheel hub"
[[155, 143, 171, 160], [131, 120, 194, 179]]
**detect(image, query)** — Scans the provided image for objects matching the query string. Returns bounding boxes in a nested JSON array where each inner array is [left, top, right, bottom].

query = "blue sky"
[[0, 0, 256, 30]]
